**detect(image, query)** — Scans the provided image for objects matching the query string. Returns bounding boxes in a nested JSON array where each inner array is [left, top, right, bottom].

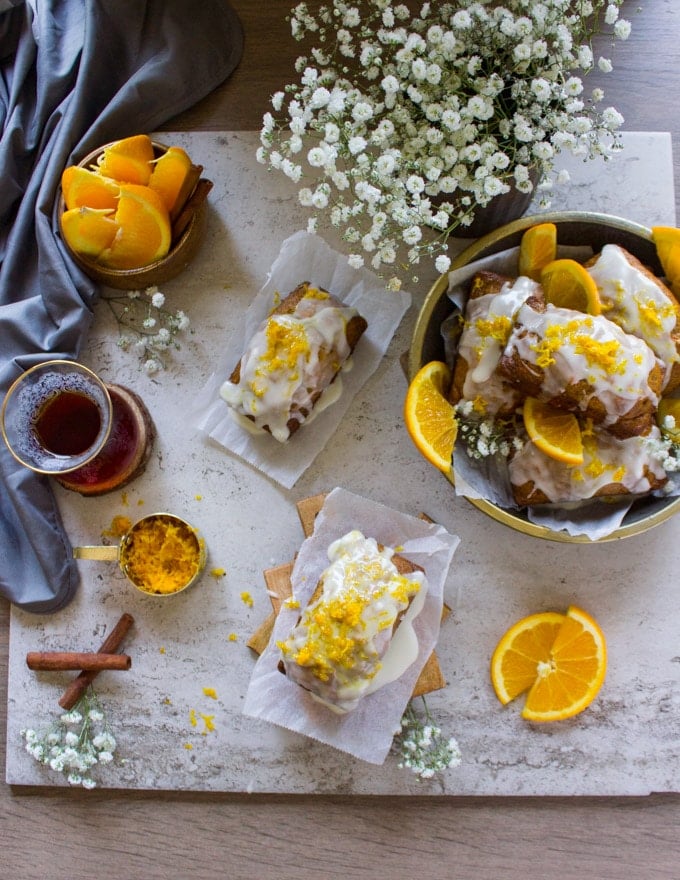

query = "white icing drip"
[[586, 244, 679, 379], [459, 276, 540, 413], [509, 426, 667, 503], [507, 302, 662, 426], [220, 291, 358, 442], [280, 530, 427, 714]]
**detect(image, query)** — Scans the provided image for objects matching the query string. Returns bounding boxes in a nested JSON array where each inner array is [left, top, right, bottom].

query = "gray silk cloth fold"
[[0, 0, 243, 612]]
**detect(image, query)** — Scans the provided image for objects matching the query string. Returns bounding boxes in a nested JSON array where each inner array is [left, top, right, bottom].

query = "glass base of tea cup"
[[56, 385, 155, 496]]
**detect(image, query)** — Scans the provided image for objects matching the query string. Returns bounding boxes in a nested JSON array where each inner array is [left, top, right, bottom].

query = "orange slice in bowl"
[[404, 361, 457, 474], [540, 258, 601, 315], [523, 397, 583, 466], [652, 226, 680, 295], [98, 184, 171, 269], [96, 134, 155, 186], [60, 206, 120, 259], [61, 166, 119, 211], [148, 146, 193, 214], [518, 222, 557, 282], [490, 605, 607, 722]]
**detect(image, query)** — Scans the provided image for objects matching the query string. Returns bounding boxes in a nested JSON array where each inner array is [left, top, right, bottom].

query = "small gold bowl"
[[409, 210, 680, 543], [56, 140, 209, 290]]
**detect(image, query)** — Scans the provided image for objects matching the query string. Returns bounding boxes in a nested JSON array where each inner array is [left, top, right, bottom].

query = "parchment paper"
[[242, 487, 460, 764], [193, 232, 411, 488]]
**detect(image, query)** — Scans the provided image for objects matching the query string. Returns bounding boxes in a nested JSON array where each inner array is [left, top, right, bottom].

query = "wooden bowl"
[[57, 140, 209, 290], [408, 210, 680, 543]]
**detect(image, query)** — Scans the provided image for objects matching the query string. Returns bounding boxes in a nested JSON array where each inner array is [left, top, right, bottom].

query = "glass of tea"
[[1, 360, 113, 475]]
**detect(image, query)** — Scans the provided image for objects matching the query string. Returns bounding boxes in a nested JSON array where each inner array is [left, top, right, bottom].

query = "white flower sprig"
[[393, 697, 462, 780], [647, 416, 680, 476], [454, 400, 524, 460], [258, 0, 632, 284], [21, 688, 117, 789], [103, 285, 191, 374]]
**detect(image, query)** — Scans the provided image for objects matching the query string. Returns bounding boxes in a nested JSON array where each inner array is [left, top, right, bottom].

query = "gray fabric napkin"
[[0, 0, 243, 612]]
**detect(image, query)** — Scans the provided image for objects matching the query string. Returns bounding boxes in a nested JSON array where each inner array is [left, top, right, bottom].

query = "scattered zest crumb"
[[159, 646, 166, 654], [200, 714, 215, 735], [121, 492, 129, 506], [210, 568, 226, 579], [102, 515, 133, 539], [240, 591, 254, 607], [202, 687, 218, 700], [189, 709, 197, 728], [194, 494, 203, 501], [283, 596, 300, 609], [184, 743, 193, 750], [228, 633, 238, 642], [163, 698, 172, 706]]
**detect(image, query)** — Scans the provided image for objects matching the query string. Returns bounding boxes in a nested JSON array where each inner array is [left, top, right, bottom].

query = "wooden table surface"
[[3, 3, 679, 878]]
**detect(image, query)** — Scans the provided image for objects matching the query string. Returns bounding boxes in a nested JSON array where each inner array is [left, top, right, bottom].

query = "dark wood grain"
[[3, 2, 680, 878]]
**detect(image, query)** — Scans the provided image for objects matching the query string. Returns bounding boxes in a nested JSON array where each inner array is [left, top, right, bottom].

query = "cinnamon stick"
[[58, 612, 134, 710], [171, 177, 213, 244], [27, 652, 131, 672]]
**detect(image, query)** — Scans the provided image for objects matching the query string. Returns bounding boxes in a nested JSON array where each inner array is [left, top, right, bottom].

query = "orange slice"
[[98, 184, 171, 269], [404, 361, 457, 474], [518, 222, 557, 282], [657, 397, 680, 442], [96, 134, 155, 186], [540, 258, 601, 315], [61, 166, 119, 211], [523, 397, 583, 465], [652, 226, 680, 295], [490, 605, 607, 722], [60, 206, 120, 259], [148, 146, 193, 214]]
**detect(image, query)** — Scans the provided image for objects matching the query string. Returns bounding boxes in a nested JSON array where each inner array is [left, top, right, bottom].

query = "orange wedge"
[[96, 134, 155, 185], [60, 206, 120, 259], [652, 226, 680, 295], [657, 397, 680, 442], [518, 222, 557, 282], [541, 258, 601, 315], [98, 184, 171, 269], [523, 397, 583, 465], [490, 605, 607, 722], [61, 166, 119, 211], [148, 146, 193, 214], [404, 361, 457, 474]]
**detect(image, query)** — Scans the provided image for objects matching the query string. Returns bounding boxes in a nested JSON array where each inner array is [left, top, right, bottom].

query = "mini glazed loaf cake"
[[498, 300, 664, 439], [585, 244, 680, 392], [450, 270, 543, 416], [509, 425, 668, 506], [278, 530, 427, 714], [220, 282, 367, 442]]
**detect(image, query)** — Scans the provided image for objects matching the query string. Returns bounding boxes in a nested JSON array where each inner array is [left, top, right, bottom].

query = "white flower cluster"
[[455, 400, 524, 460], [104, 285, 191, 373], [393, 698, 462, 780], [21, 689, 117, 789], [647, 415, 680, 476], [258, 0, 631, 282]]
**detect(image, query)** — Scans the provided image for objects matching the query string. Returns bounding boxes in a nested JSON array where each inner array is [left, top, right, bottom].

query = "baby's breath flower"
[[393, 698, 461, 780], [101, 285, 191, 371], [265, 0, 630, 283], [21, 688, 118, 789]]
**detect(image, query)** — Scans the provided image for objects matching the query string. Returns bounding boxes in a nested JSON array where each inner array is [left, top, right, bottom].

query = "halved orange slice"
[[404, 361, 457, 474], [541, 258, 601, 315], [523, 397, 583, 465], [98, 184, 171, 269], [491, 605, 607, 722], [518, 222, 557, 282], [60, 206, 119, 259], [61, 166, 119, 211], [96, 134, 155, 186], [652, 226, 680, 295]]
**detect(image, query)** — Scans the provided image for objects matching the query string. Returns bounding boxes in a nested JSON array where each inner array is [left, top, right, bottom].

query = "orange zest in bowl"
[[518, 222, 557, 282], [404, 361, 457, 474], [490, 605, 607, 722], [540, 258, 601, 315]]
